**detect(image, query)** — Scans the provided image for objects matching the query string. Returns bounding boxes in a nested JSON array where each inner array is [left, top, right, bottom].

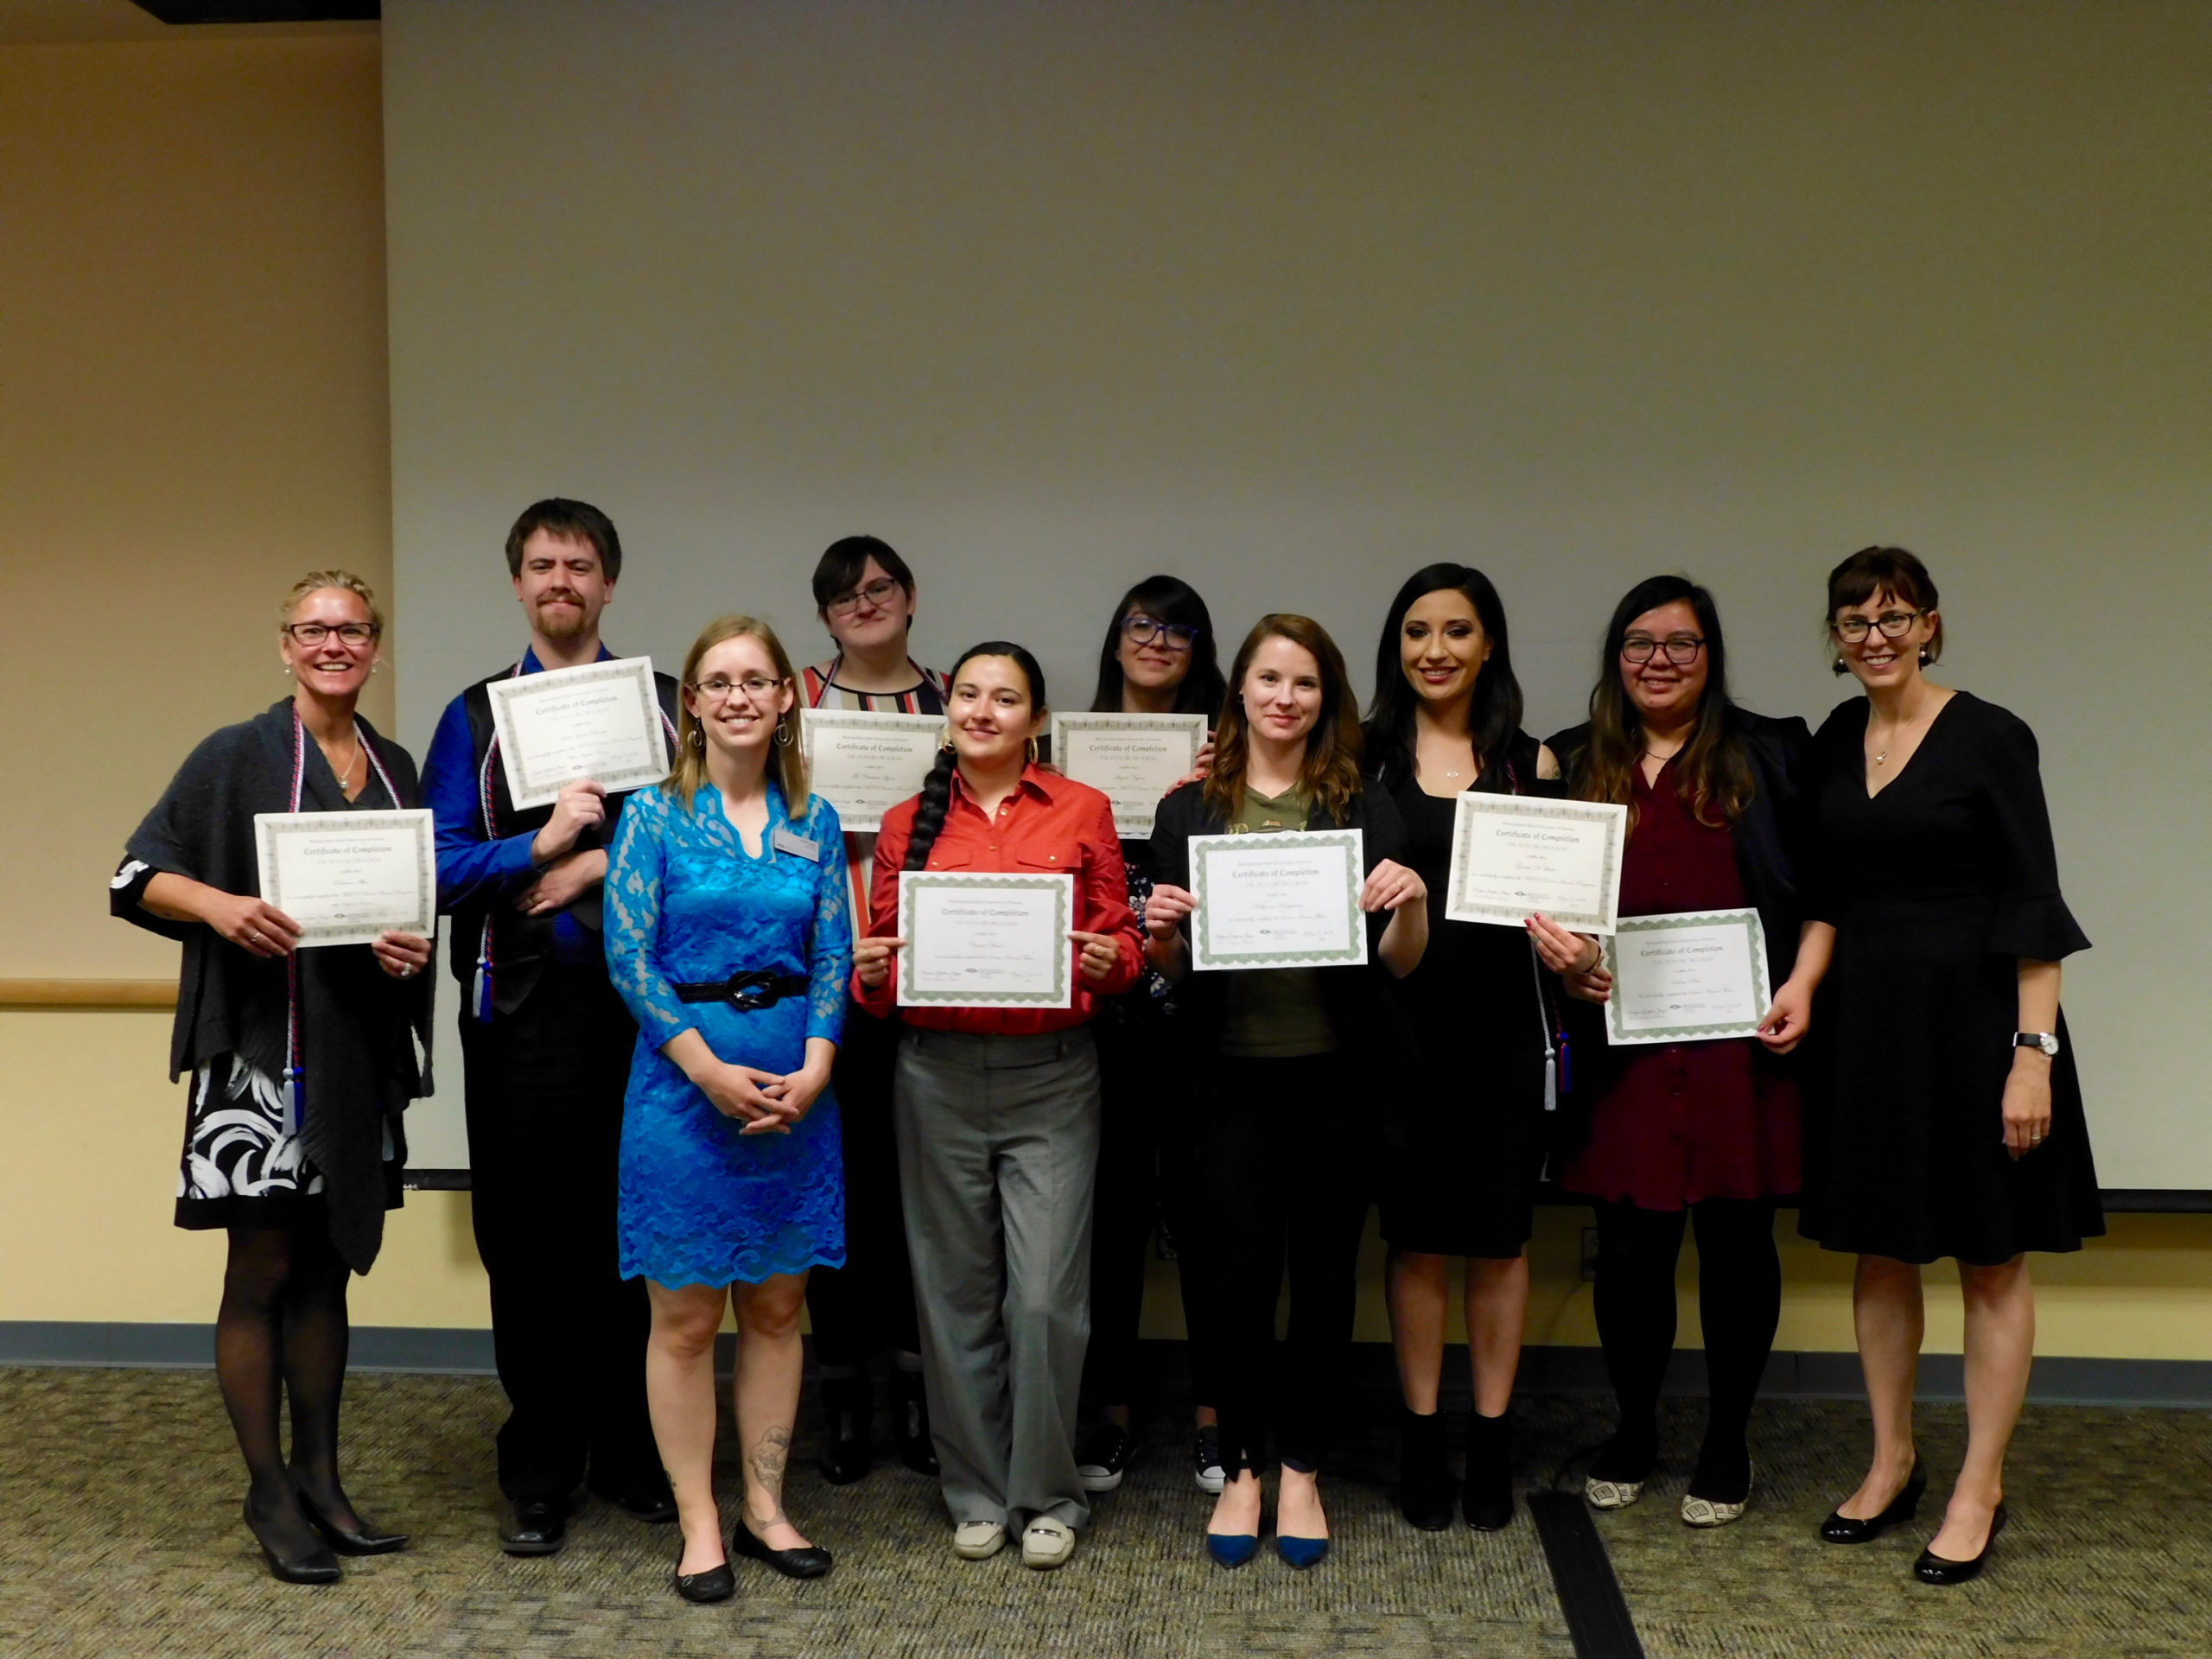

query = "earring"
[[1830, 656, 1848, 677], [1918, 645, 1931, 666], [775, 716, 794, 748], [689, 724, 704, 750], [1026, 736, 1040, 766]]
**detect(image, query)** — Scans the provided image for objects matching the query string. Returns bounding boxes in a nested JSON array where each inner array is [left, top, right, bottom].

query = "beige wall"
[[3, 25, 2209, 1366]]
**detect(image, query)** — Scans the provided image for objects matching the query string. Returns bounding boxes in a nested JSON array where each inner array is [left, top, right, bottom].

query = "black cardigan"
[[1147, 779, 1416, 1067]]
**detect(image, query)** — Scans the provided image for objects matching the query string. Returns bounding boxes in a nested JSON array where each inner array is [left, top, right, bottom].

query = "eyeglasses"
[[826, 576, 906, 618], [1832, 610, 1921, 643], [687, 676, 785, 702], [1620, 634, 1705, 666], [283, 621, 379, 647], [1122, 614, 1198, 652]]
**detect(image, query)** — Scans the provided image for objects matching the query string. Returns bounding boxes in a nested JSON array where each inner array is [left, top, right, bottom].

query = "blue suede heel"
[[1276, 1534, 1329, 1569], [1206, 1531, 1261, 1567]]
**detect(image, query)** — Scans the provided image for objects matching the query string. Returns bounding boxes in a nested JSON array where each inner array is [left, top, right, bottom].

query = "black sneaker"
[[1192, 1425, 1226, 1495], [1076, 1423, 1134, 1493]]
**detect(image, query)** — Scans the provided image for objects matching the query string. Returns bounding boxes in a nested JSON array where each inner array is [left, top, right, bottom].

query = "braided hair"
[[901, 641, 1048, 873]]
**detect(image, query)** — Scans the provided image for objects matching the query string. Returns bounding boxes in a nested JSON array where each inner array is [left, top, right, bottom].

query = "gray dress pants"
[[893, 1027, 1102, 1529]]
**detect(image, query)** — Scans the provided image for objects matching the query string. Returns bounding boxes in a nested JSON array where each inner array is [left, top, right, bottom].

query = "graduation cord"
[[1493, 753, 1567, 1115]]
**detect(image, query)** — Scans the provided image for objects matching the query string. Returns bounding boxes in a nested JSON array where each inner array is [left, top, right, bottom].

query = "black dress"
[[1380, 732, 1554, 1259], [1800, 692, 2101, 1265]]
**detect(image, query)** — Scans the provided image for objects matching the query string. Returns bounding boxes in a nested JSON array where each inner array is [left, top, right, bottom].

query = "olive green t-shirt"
[[1217, 783, 1338, 1059]]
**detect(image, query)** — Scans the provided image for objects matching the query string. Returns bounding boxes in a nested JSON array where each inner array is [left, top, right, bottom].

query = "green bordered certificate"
[[897, 870, 1076, 1008], [1048, 712, 1208, 839], [1446, 794, 1627, 933], [485, 656, 670, 810], [803, 709, 947, 834], [253, 809, 437, 948], [1187, 828, 1366, 971], [1602, 907, 1771, 1046]]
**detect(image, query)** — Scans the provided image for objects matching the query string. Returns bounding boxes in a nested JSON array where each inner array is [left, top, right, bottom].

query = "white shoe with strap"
[[1020, 1515, 1076, 1570], [953, 1520, 1007, 1560]]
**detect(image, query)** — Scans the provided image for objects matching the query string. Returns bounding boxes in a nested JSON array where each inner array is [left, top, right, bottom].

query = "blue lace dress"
[[607, 781, 852, 1287]]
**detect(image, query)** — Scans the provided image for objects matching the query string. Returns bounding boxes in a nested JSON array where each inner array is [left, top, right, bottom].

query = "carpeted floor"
[[2, 1366, 2207, 1658]]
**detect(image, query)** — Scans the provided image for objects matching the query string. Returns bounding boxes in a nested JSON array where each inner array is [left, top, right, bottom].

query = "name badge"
[[772, 824, 822, 862]]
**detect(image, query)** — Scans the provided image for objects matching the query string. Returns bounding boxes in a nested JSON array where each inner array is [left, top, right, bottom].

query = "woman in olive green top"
[[1146, 613, 1427, 1569]]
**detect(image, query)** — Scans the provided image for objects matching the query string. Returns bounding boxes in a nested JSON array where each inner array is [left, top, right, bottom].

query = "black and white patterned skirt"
[[174, 1055, 391, 1230]]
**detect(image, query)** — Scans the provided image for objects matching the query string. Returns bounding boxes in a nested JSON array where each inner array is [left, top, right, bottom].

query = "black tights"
[[217, 1224, 359, 1548], [1592, 1198, 1780, 1501]]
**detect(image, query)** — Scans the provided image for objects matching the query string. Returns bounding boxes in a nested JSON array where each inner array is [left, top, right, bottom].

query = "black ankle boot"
[[816, 1369, 873, 1485], [1463, 1410, 1515, 1531], [1397, 1408, 1457, 1530], [891, 1364, 938, 1477]]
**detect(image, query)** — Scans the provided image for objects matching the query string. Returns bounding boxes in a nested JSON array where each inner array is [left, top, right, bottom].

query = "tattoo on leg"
[[747, 1425, 792, 1526]]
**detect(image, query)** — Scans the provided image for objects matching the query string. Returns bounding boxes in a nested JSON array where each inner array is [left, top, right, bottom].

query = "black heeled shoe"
[[1397, 1408, 1457, 1531], [732, 1518, 834, 1580], [1913, 1502, 2006, 1586], [243, 1498, 340, 1585], [1820, 1459, 1927, 1544], [294, 1484, 410, 1555], [1462, 1410, 1515, 1532]]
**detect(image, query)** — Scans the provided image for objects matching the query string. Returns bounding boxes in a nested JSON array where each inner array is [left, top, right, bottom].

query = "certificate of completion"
[[1048, 713, 1207, 838], [254, 809, 438, 948], [898, 871, 1075, 1008], [1603, 908, 1771, 1046], [486, 657, 671, 810], [804, 710, 946, 834], [1186, 829, 1366, 971], [1446, 795, 1627, 933]]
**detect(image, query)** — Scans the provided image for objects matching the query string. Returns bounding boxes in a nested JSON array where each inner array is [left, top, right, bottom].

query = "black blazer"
[[1147, 779, 1416, 1068]]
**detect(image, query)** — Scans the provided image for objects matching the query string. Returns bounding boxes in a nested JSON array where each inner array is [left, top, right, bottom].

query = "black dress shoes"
[[500, 1497, 569, 1556], [1462, 1410, 1515, 1533], [591, 1479, 679, 1524], [1820, 1459, 1928, 1544], [817, 1371, 874, 1486], [1396, 1408, 1457, 1531], [732, 1519, 835, 1580], [1913, 1502, 2007, 1586], [892, 1366, 939, 1478], [243, 1498, 341, 1586], [294, 1486, 410, 1555], [673, 1559, 736, 1603]]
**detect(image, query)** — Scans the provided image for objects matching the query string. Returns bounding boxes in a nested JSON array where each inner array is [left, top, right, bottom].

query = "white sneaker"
[[953, 1520, 1007, 1560], [1020, 1515, 1076, 1570]]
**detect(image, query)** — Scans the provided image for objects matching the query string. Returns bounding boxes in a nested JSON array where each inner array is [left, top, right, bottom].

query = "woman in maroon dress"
[[1535, 575, 1827, 1527]]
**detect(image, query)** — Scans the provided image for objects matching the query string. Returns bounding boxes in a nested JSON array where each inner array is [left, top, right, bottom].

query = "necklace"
[[326, 737, 362, 791]]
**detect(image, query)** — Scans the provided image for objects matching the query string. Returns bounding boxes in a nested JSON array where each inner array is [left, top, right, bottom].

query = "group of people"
[[115, 500, 2099, 1599]]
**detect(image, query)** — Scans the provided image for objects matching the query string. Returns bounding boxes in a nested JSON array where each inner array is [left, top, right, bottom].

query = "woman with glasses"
[[606, 616, 853, 1602], [1074, 577, 1231, 1498], [1530, 575, 1822, 1529], [800, 535, 948, 1484], [1361, 563, 1559, 1534], [1146, 614, 1428, 1568], [110, 572, 433, 1584], [1798, 547, 2099, 1586]]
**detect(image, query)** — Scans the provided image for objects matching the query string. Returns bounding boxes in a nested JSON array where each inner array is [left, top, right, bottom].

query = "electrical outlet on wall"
[[1581, 1227, 1600, 1282]]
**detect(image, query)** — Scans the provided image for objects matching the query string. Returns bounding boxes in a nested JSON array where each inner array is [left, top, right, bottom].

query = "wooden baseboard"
[[0, 978, 178, 1010]]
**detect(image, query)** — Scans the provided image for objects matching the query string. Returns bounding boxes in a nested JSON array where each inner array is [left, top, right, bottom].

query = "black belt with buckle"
[[671, 971, 811, 1011]]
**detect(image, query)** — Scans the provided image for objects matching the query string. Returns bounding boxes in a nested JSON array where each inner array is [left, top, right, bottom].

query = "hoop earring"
[[689, 724, 704, 750], [1026, 736, 1040, 766], [775, 716, 794, 748]]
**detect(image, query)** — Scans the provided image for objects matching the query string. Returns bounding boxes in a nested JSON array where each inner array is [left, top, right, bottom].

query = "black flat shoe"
[[294, 1485, 409, 1555], [732, 1519, 834, 1580], [1913, 1502, 2006, 1586], [673, 1560, 736, 1603], [243, 1498, 340, 1585], [500, 1497, 569, 1556], [1820, 1459, 1927, 1545]]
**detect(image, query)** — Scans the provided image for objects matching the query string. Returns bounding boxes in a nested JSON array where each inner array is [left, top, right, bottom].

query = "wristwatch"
[[2014, 1032, 2061, 1058]]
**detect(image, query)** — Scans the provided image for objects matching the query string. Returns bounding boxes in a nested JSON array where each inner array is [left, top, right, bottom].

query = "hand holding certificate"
[[1446, 794, 1627, 932], [1049, 714, 1208, 838], [897, 871, 1077, 1007], [804, 709, 947, 833], [486, 656, 670, 810], [1186, 830, 1366, 970], [254, 809, 438, 948], [1602, 908, 1771, 1045]]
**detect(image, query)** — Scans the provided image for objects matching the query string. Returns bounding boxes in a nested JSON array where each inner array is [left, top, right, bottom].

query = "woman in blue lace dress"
[[607, 616, 853, 1603]]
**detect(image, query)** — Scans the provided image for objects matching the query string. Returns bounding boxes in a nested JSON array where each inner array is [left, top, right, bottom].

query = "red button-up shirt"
[[855, 764, 1142, 1034]]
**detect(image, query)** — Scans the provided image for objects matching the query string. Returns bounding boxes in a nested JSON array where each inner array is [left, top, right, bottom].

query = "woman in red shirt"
[[853, 641, 1143, 1573]]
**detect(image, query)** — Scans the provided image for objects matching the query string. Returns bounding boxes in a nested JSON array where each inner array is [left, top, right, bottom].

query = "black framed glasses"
[[1620, 633, 1705, 666], [826, 576, 905, 617], [687, 675, 785, 702], [283, 621, 380, 647], [1832, 610, 1921, 643], [1122, 613, 1198, 652]]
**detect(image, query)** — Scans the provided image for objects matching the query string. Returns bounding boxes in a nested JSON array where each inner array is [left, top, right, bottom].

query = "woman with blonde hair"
[[606, 615, 854, 1601]]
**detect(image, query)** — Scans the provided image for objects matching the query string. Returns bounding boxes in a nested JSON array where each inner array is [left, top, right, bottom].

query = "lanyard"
[[281, 705, 400, 1135]]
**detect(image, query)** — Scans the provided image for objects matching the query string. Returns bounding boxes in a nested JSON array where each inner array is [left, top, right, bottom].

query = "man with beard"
[[422, 499, 681, 1554]]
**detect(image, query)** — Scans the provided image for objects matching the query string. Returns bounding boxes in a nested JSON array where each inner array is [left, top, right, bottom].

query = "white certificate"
[[486, 657, 670, 810], [803, 709, 946, 834], [1604, 908, 1772, 1046], [898, 871, 1075, 1008], [1187, 829, 1366, 971], [1049, 713, 1207, 838], [1446, 794, 1627, 933], [253, 809, 437, 948]]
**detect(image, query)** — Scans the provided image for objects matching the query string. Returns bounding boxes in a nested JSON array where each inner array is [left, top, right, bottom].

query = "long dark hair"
[[902, 642, 1048, 873], [1363, 563, 1524, 789], [1204, 615, 1363, 826], [1088, 575, 1228, 716], [1575, 575, 1755, 834]]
